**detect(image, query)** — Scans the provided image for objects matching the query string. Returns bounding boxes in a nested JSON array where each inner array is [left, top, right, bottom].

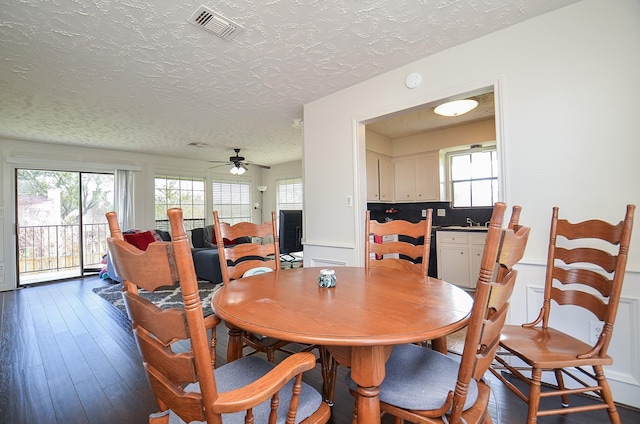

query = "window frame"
[[212, 179, 252, 225], [154, 175, 206, 231], [446, 146, 498, 208], [276, 177, 303, 213]]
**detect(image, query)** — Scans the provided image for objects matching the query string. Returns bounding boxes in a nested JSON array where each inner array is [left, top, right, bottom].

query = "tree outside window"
[[155, 176, 205, 231]]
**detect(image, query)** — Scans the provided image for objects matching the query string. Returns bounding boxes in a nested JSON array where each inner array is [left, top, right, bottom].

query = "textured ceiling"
[[0, 0, 579, 166]]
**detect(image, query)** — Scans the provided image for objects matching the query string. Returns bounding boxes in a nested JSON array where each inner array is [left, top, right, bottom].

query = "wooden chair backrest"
[[365, 209, 433, 275], [449, 202, 530, 422], [533, 204, 635, 358], [106, 210, 220, 424], [214, 210, 281, 283]]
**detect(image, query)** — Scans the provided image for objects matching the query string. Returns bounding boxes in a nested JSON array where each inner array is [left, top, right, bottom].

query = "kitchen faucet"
[[466, 217, 481, 227]]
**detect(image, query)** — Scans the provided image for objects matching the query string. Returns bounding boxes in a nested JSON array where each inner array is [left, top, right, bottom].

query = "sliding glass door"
[[16, 169, 114, 285]]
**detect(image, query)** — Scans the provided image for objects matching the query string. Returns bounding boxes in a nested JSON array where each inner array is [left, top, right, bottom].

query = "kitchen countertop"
[[436, 226, 488, 232]]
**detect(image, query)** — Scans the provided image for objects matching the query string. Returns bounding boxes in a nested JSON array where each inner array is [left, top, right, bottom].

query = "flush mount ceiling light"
[[433, 99, 479, 117]]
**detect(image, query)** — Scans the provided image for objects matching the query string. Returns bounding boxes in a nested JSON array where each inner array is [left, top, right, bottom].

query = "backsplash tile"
[[367, 201, 493, 227]]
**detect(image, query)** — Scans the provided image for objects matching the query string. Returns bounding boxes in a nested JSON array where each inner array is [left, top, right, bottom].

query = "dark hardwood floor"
[[1, 276, 638, 423]]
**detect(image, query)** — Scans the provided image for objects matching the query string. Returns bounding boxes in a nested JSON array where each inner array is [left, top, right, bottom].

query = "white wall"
[[303, 0, 640, 407]]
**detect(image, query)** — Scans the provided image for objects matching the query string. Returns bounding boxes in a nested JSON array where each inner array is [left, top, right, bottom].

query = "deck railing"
[[18, 223, 110, 276], [18, 220, 205, 280]]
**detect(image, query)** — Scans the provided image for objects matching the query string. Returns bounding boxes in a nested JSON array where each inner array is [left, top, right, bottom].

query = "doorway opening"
[[363, 85, 500, 205]]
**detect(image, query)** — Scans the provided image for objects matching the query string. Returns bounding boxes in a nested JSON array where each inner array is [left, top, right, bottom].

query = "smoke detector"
[[188, 5, 244, 41]]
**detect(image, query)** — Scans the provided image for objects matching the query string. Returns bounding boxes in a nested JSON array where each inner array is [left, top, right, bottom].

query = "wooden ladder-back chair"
[[106, 209, 331, 424], [213, 210, 295, 363], [366, 208, 442, 355], [322, 209, 437, 405], [491, 204, 635, 423], [105, 211, 221, 368], [346, 202, 530, 424], [365, 209, 433, 275]]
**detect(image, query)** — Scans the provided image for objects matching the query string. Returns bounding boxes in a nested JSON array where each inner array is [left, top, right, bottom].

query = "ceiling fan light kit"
[[433, 99, 479, 117], [208, 148, 271, 174], [230, 165, 246, 175]]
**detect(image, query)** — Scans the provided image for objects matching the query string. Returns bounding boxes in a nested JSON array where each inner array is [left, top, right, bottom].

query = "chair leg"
[[553, 368, 569, 407], [431, 336, 447, 354], [527, 368, 543, 424], [209, 332, 217, 369], [319, 346, 337, 405], [594, 365, 621, 424]]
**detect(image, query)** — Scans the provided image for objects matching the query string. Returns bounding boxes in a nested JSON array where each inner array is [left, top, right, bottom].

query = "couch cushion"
[[191, 227, 205, 248], [212, 229, 237, 246], [155, 229, 171, 241], [193, 249, 222, 283], [124, 230, 157, 251]]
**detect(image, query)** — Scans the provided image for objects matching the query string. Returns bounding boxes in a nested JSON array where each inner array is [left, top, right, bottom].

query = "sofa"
[[191, 225, 225, 284], [106, 225, 250, 284]]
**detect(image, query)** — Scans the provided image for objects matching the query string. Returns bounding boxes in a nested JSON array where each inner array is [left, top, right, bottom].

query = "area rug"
[[446, 327, 467, 355], [92, 281, 222, 317]]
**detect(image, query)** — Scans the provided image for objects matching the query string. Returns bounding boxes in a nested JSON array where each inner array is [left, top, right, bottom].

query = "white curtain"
[[115, 169, 134, 230]]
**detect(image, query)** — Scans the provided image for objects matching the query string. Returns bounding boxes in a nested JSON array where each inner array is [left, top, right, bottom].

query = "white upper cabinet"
[[393, 153, 439, 202], [393, 157, 415, 201], [378, 156, 392, 201], [415, 154, 439, 201], [366, 152, 392, 202]]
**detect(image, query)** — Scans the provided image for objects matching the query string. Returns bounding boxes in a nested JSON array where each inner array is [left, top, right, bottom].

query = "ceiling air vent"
[[188, 6, 244, 41]]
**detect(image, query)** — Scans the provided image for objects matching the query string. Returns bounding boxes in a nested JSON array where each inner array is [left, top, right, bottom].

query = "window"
[[212, 180, 251, 225], [448, 147, 498, 207], [277, 177, 303, 211], [155, 176, 205, 231]]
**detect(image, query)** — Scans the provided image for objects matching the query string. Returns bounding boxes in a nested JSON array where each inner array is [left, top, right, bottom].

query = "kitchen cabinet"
[[436, 230, 487, 289], [415, 154, 439, 200], [393, 153, 439, 202], [393, 157, 414, 200], [366, 152, 391, 202]]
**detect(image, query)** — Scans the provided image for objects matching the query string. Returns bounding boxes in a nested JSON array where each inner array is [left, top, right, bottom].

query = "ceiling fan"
[[208, 148, 271, 174]]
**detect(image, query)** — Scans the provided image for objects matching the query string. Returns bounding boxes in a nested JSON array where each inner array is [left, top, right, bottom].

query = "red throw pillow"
[[212, 228, 237, 246], [124, 231, 157, 251]]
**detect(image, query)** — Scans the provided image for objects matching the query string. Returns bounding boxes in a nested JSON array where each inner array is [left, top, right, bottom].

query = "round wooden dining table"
[[212, 266, 474, 424]]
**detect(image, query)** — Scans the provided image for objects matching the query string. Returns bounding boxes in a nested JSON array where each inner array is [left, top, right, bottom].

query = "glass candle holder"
[[318, 269, 336, 288]]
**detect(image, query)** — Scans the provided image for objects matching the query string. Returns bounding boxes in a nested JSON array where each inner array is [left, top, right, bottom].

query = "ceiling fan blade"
[[207, 163, 231, 169], [207, 160, 232, 164], [244, 160, 271, 169]]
